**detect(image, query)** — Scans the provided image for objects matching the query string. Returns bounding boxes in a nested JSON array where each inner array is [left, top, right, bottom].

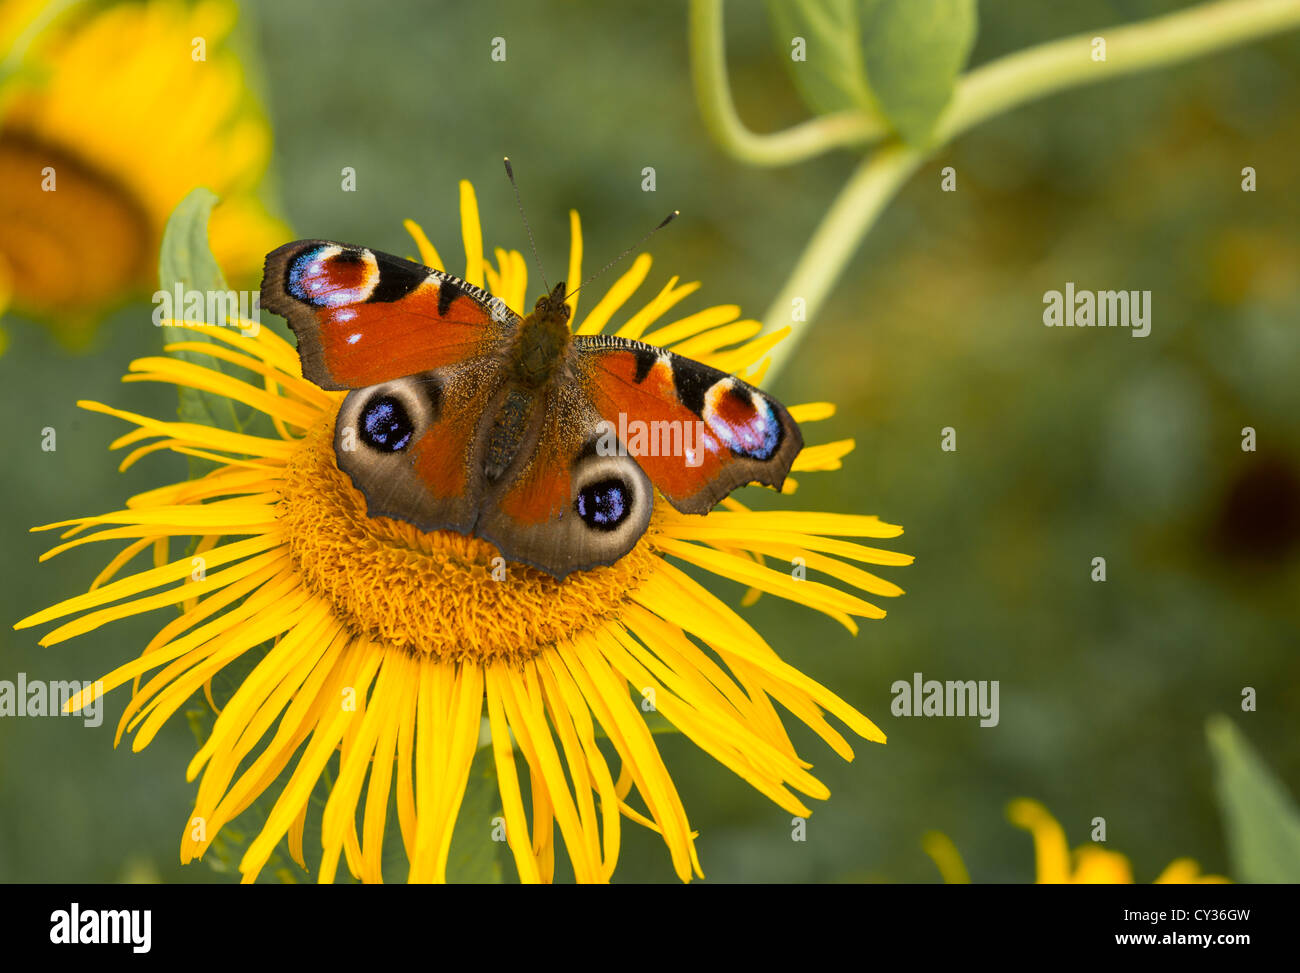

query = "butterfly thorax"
[[511, 282, 573, 389]]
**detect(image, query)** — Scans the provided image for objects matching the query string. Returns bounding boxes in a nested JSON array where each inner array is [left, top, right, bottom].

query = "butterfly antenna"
[[567, 209, 678, 303], [503, 157, 549, 293]]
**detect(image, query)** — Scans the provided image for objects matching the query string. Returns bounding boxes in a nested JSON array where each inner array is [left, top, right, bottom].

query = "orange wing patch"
[[261, 240, 518, 390], [314, 285, 497, 388]]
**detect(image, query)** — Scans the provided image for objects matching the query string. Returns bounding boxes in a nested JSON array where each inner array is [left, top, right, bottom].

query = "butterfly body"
[[262, 239, 803, 578], [510, 282, 573, 388]]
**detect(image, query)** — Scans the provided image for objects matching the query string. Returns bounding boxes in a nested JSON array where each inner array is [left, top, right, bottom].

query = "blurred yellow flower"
[[926, 799, 1229, 884], [0, 0, 286, 342], [1007, 799, 1228, 884]]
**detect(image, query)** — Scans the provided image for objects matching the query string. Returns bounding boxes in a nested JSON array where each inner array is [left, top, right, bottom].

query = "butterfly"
[[261, 239, 803, 579]]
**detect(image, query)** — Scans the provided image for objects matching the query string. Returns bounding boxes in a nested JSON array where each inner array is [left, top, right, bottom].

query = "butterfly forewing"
[[261, 240, 518, 390]]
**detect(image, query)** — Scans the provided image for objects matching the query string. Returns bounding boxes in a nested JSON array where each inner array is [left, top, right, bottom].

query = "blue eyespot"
[[359, 395, 413, 452], [576, 478, 631, 531], [286, 245, 329, 302]]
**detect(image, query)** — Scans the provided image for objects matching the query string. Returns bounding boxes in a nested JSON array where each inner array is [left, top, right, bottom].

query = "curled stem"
[[755, 0, 1300, 382], [689, 0, 887, 167]]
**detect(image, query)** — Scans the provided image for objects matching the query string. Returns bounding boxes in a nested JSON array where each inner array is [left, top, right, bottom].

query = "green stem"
[[689, 0, 887, 166], [759, 0, 1300, 382], [761, 145, 921, 380]]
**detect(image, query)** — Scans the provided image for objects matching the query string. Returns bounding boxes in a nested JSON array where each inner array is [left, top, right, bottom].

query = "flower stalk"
[[689, 0, 1300, 381]]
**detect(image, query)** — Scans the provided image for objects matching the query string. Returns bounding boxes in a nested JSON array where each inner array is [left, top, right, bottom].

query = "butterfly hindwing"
[[332, 364, 510, 537], [472, 379, 653, 576], [574, 335, 803, 514], [261, 240, 519, 390]]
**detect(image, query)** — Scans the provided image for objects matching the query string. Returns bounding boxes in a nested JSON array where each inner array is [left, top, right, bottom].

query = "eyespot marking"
[[703, 379, 780, 460], [359, 394, 414, 452], [286, 244, 379, 307], [575, 477, 632, 530]]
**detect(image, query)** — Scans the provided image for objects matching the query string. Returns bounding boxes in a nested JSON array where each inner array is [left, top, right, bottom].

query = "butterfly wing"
[[261, 240, 519, 389], [263, 240, 518, 535], [472, 336, 800, 578], [333, 364, 510, 536], [474, 381, 653, 578], [573, 335, 803, 513]]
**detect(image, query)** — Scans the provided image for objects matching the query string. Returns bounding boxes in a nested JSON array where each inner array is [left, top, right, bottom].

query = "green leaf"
[[1207, 715, 1300, 883], [158, 188, 229, 298], [446, 746, 507, 883], [767, 0, 876, 117], [158, 189, 235, 428], [858, 0, 977, 145], [157, 188, 273, 458]]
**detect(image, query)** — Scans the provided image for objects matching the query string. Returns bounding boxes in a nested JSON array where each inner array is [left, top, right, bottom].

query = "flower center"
[[278, 408, 661, 664], [0, 130, 152, 318]]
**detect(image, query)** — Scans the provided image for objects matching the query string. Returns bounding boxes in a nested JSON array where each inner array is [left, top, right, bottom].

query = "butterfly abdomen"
[[483, 388, 534, 483]]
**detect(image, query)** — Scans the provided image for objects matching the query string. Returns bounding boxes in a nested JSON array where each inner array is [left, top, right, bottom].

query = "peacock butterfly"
[[261, 231, 802, 579]]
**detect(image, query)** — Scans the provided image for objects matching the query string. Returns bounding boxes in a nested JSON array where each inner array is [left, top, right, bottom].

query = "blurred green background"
[[2, 0, 1298, 883]]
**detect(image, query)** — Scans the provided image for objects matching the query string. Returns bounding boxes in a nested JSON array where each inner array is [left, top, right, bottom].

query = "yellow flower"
[[926, 799, 1229, 884], [1007, 799, 1228, 884], [0, 0, 286, 340], [15, 180, 912, 883]]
